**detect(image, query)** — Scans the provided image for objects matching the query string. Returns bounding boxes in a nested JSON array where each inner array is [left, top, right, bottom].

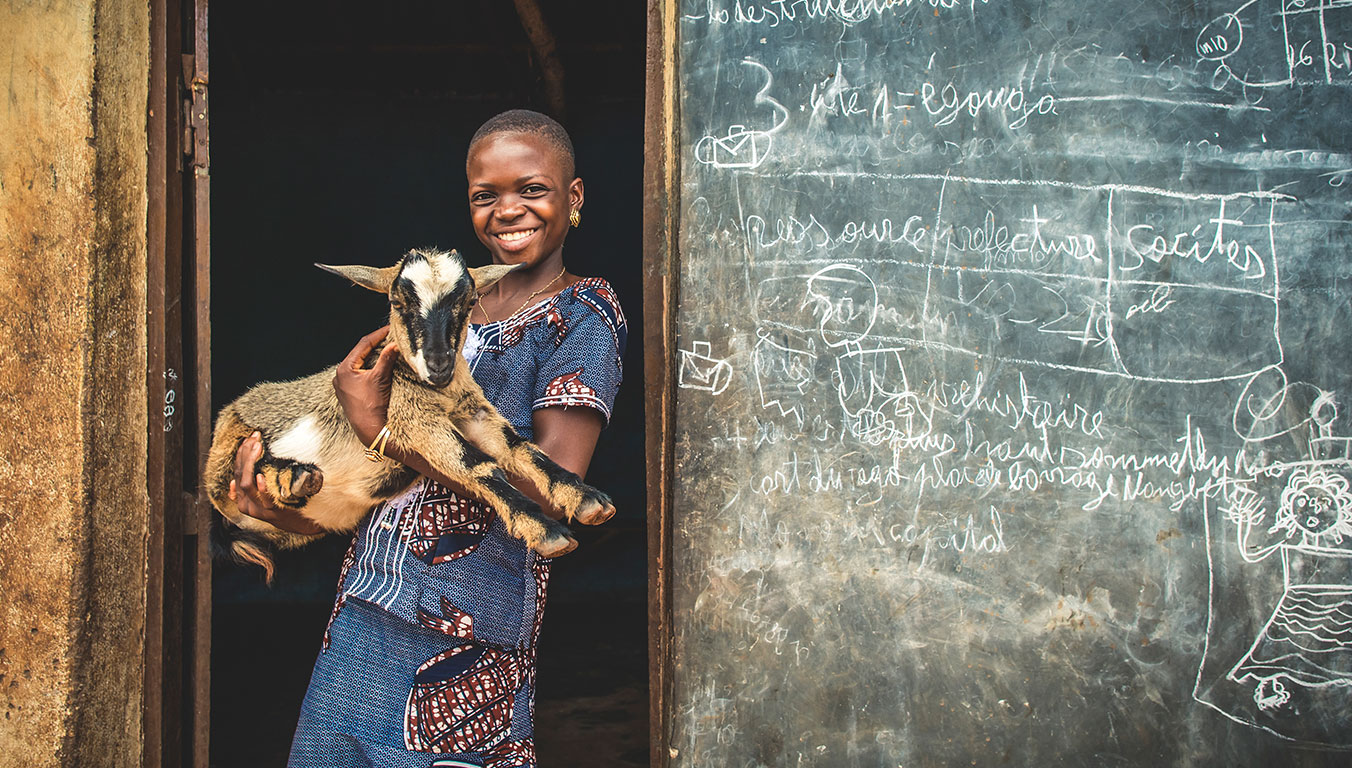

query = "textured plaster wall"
[[0, 1, 150, 766]]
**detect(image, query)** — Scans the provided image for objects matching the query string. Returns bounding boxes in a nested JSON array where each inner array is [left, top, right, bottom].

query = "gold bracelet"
[[364, 425, 394, 463]]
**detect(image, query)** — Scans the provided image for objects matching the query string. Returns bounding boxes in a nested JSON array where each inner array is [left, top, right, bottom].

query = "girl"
[[229, 109, 627, 768]]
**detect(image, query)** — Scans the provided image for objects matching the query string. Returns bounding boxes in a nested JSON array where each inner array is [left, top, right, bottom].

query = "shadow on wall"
[[207, 2, 648, 765]]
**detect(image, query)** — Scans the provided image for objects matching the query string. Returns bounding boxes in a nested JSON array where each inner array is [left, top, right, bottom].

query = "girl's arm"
[[521, 406, 605, 519]]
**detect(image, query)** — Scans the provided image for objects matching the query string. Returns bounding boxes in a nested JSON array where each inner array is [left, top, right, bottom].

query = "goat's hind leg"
[[205, 411, 324, 513], [411, 426, 578, 558], [204, 409, 323, 583], [253, 455, 324, 509]]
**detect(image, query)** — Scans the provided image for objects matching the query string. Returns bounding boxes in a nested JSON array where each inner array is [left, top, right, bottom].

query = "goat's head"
[[318, 248, 517, 387]]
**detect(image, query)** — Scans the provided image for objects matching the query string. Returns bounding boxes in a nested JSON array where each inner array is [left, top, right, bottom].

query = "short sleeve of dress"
[[533, 279, 626, 423]]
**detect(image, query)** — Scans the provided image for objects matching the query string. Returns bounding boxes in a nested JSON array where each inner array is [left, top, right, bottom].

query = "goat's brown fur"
[[204, 248, 615, 581]]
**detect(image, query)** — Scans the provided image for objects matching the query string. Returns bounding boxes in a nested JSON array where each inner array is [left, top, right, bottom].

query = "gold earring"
[[569, 209, 581, 228]]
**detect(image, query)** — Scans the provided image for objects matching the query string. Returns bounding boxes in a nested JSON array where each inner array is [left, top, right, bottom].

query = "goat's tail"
[[209, 516, 278, 584]]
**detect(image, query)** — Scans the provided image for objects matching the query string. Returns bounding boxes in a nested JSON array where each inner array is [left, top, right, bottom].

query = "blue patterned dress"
[[289, 278, 626, 768]]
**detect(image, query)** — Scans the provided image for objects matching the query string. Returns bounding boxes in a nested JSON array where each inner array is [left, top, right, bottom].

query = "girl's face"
[[466, 132, 583, 271]]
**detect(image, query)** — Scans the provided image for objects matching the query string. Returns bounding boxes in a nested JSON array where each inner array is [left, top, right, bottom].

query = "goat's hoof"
[[535, 534, 578, 559], [573, 488, 615, 526], [292, 467, 324, 497]]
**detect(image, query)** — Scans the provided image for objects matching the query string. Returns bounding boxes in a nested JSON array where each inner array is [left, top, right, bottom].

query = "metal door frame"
[[145, 0, 211, 764]]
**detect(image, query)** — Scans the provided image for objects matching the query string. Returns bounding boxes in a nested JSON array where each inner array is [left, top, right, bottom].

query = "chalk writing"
[[684, 0, 992, 27], [673, 0, 1352, 759], [1201, 0, 1352, 89]]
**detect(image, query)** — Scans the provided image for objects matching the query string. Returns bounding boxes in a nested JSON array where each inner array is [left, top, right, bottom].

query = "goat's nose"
[[426, 356, 454, 378]]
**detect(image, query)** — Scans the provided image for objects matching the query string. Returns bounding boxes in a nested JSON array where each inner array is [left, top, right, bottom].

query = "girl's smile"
[[496, 228, 537, 244]]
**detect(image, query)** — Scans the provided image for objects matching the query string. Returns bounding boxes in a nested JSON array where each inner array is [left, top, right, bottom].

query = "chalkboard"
[[667, 1, 1352, 764]]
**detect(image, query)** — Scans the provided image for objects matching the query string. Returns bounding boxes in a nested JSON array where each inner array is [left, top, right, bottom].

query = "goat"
[[204, 247, 615, 582]]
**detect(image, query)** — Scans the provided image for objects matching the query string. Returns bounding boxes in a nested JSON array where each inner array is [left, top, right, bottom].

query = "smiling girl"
[[230, 110, 627, 768]]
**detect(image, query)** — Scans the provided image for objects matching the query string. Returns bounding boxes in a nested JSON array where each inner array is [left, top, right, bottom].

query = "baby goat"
[[204, 247, 614, 581]]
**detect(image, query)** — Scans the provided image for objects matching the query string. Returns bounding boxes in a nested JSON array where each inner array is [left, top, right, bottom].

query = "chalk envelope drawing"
[[693, 58, 789, 170], [695, 124, 774, 169], [679, 341, 734, 395]]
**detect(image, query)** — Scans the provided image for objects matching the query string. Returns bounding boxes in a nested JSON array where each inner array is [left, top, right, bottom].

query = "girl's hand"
[[334, 326, 402, 445], [228, 431, 323, 535]]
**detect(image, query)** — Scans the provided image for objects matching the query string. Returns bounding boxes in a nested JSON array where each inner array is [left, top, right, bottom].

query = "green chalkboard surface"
[[669, 1, 1352, 764]]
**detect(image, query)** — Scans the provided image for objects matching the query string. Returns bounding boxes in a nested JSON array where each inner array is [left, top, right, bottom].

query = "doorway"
[[208, 2, 649, 765]]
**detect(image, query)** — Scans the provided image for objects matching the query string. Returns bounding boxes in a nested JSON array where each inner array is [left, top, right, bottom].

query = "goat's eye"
[[390, 301, 406, 312]]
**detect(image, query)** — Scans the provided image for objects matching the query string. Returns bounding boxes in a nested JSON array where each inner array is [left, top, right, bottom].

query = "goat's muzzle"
[[426, 356, 456, 387]]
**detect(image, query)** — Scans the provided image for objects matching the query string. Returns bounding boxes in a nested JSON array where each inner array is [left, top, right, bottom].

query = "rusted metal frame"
[[145, 0, 192, 760], [186, 1, 212, 766], [642, 1, 679, 766]]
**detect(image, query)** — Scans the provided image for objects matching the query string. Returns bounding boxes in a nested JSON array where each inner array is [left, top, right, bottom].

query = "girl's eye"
[[471, 192, 494, 203], [523, 184, 548, 195]]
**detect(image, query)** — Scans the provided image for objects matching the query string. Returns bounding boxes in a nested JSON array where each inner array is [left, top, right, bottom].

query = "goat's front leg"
[[398, 420, 578, 558], [453, 396, 616, 527]]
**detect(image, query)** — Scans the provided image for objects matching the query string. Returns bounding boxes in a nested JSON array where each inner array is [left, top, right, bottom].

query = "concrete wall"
[[0, 1, 151, 766]]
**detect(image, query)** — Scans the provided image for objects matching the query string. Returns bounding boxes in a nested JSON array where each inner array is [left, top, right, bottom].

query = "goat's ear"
[[468, 263, 521, 293], [315, 263, 400, 294]]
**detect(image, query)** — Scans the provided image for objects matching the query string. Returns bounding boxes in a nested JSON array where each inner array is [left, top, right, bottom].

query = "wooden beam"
[[512, 0, 568, 120], [643, 1, 679, 766]]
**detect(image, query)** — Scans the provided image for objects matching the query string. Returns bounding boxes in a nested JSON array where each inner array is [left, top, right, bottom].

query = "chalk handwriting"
[[684, 0, 992, 27]]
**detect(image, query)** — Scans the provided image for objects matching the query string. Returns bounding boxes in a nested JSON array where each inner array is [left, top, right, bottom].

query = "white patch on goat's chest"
[[399, 257, 465, 318], [270, 415, 404, 530], [272, 415, 326, 461]]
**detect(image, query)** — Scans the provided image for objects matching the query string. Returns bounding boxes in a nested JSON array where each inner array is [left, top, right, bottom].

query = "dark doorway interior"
[[209, 3, 648, 765]]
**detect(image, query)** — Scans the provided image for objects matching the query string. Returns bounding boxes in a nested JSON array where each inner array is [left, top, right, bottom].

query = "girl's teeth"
[[498, 229, 536, 242]]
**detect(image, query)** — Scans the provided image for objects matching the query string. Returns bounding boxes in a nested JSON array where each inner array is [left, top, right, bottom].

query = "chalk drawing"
[[679, 341, 735, 395], [694, 59, 790, 170]]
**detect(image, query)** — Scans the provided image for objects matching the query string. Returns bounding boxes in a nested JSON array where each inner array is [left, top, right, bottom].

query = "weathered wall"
[[0, 1, 150, 766]]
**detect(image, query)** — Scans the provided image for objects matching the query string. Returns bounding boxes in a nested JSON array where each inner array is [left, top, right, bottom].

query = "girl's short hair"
[[469, 109, 576, 177]]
